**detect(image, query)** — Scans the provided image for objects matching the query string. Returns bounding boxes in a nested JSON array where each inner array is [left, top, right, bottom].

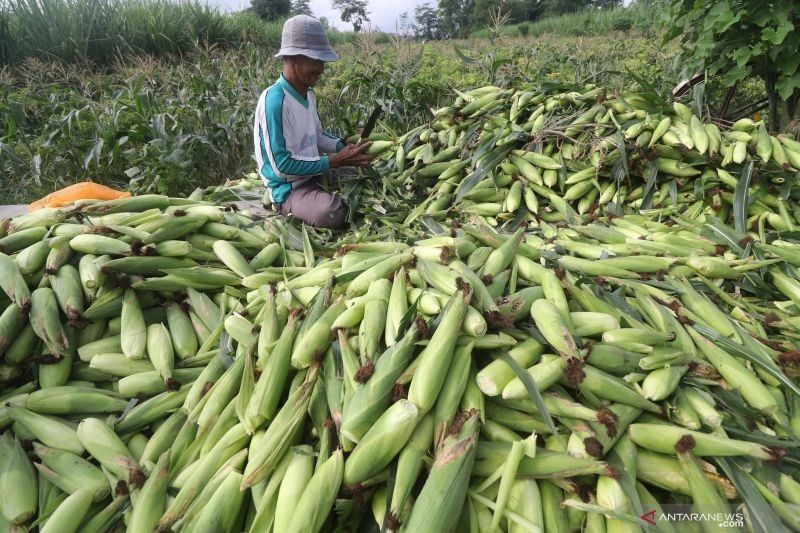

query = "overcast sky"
[[208, 0, 427, 32]]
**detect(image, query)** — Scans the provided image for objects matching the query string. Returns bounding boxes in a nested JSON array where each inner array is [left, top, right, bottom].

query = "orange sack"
[[29, 182, 131, 211]]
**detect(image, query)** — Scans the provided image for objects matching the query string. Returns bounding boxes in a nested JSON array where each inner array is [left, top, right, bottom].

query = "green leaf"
[[716, 458, 791, 533], [734, 160, 754, 234], [734, 46, 752, 68], [777, 74, 800, 101], [490, 350, 559, 438], [455, 143, 513, 203], [762, 21, 794, 45], [694, 325, 800, 400]]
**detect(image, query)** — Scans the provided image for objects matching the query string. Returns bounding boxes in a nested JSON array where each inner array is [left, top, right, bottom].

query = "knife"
[[359, 104, 383, 142]]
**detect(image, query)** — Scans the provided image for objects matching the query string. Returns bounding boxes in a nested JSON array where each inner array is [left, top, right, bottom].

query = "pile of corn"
[[360, 85, 800, 233], [2, 186, 800, 532]]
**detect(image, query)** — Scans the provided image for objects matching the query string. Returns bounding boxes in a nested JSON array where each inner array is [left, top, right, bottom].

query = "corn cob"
[[32, 443, 109, 501], [285, 448, 343, 533], [0, 433, 37, 525], [405, 411, 479, 532], [39, 488, 93, 533]]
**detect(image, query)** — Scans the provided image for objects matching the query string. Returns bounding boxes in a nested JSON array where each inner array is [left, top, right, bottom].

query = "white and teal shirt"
[[253, 75, 344, 204]]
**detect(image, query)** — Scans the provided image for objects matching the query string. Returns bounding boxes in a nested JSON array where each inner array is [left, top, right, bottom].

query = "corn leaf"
[[694, 324, 800, 399], [716, 458, 791, 533], [734, 160, 754, 234], [490, 351, 558, 437]]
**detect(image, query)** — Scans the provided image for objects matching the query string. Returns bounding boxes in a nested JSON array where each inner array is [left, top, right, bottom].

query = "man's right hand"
[[329, 142, 375, 168]]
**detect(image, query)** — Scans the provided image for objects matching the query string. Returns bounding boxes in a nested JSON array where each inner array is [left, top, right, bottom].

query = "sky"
[[208, 0, 427, 32]]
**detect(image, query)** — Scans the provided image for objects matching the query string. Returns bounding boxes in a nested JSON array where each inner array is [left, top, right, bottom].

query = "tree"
[[251, 0, 291, 21], [332, 0, 370, 32], [292, 0, 313, 16], [414, 3, 445, 39], [666, 0, 800, 130], [438, 0, 473, 38], [397, 12, 414, 38]]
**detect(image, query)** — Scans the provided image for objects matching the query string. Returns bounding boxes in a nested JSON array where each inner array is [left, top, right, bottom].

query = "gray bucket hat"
[[275, 15, 339, 63]]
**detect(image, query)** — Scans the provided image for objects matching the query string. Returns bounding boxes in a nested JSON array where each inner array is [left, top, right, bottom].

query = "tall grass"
[[469, 3, 664, 40], [0, 0, 288, 66]]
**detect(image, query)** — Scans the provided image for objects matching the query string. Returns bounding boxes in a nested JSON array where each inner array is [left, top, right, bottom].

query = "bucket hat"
[[275, 15, 339, 62]]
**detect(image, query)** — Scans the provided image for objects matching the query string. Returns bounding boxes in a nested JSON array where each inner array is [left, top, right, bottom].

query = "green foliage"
[[468, 3, 660, 39], [0, 16, 710, 203], [332, 0, 369, 33], [414, 3, 446, 40], [0, 0, 293, 66], [665, 0, 800, 129], [291, 0, 312, 16], [251, 0, 291, 21]]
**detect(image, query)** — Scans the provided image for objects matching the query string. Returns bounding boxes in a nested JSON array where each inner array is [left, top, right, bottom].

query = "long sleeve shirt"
[[253, 75, 344, 204]]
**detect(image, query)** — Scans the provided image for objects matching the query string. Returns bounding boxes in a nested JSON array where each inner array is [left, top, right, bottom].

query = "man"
[[253, 15, 373, 229]]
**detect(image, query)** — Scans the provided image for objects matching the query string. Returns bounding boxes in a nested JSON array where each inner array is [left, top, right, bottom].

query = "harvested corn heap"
[[2, 194, 800, 531], [4, 79, 800, 531], [354, 84, 800, 233]]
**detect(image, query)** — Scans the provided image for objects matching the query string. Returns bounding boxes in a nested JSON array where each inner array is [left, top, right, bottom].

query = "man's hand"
[[330, 142, 374, 168]]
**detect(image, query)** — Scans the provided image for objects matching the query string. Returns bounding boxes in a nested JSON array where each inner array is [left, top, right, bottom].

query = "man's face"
[[292, 56, 325, 89]]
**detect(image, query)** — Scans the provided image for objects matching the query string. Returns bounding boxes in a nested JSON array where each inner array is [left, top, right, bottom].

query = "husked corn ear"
[[166, 302, 198, 359]]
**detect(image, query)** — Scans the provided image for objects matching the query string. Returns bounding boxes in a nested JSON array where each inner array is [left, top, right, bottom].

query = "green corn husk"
[[344, 399, 420, 485], [32, 443, 109, 502], [128, 451, 170, 533], [0, 433, 37, 526], [407, 283, 472, 415], [241, 366, 319, 489], [389, 413, 433, 524], [404, 411, 479, 533], [273, 445, 315, 533], [629, 423, 780, 460], [285, 449, 344, 533], [340, 322, 422, 444], [246, 309, 301, 430], [39, 488, 93, 533], [433, 341, 474, 446]]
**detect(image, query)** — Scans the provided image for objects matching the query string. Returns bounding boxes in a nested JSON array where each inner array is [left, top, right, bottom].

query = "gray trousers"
[[274, 168, 357, 229]]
